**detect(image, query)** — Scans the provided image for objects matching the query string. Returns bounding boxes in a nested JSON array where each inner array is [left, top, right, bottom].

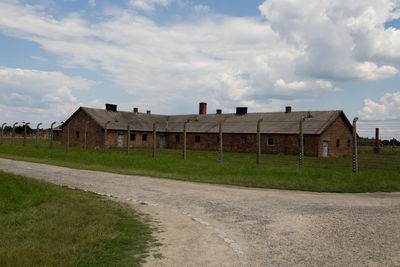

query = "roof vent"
[[285, 106, 292, 113], [146, 110, 151, 114], [216, 109, 222, 114], [133, 107, 138, 113], [236, 107, 247, 115], [105, 104, 117, 112]]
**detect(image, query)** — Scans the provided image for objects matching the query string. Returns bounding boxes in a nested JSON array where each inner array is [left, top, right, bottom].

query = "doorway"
[[159, 135, 164, 148], [323, 141, 329, 157], [117, 134, 124, 148]]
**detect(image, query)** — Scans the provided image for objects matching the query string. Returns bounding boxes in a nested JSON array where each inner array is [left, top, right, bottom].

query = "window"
[[56, 132, 59, 136], [241, 136, 247, 144], [268, 137, 275, 146], [142, 134, 147, 141], [336, 139, 340, 148], [176, 135, 180, 143], [75, 131, 80, 139], [347, 139, 351, 148], [195, 136, 200, 143], [130, 133, 136, 141], [297, 138, 305, 146], [217, 136, 220, 144]]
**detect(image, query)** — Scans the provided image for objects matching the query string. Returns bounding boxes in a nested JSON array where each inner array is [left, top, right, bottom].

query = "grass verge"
[[0, 137, 399, 192], [0, 170, 158, 266]]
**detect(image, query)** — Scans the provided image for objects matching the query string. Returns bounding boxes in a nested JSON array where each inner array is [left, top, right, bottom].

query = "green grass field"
[[0, 137, 399, 192], [0, 170, 159, 266]]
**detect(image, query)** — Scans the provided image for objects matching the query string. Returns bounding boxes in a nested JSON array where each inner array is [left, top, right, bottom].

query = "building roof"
[[62, 106, 352, 135]]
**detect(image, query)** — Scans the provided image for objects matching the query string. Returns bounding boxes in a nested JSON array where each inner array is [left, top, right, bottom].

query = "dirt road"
[[1, 158, 399, 266]]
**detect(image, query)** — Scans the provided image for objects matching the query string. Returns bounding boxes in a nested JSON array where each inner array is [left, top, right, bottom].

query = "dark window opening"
[[130, 133, 136, 141], [347, 139, 351, 148], [195, 136, 200, 143], [176, 135, 180, 143], [336, 139, 340, 148], [142, 134, 147, 141], [297, 138, 305, 146], [217, 136, 220, 143], [56, 132, 59, 136], [241, 136, 247, 144], [75, 131, 80, 139], [268, 137, 275, 146]]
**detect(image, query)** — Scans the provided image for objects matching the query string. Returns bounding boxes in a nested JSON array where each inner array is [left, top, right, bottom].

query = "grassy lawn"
[[0, 137, 399, 192], [0, 170, 159, 266]]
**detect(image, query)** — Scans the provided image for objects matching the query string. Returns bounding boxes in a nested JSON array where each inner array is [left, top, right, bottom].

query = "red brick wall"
[[319, 115, 353, 157]]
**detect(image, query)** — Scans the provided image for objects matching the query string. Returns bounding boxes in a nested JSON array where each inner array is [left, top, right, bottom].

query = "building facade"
[[60, 103, 354, 157]]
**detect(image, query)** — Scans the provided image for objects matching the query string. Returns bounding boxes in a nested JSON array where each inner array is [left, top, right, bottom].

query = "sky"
[[0, 0, 400, 138]]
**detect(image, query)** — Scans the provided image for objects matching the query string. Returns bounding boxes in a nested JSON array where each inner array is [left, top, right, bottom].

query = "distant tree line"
[[3, 125, 34, 134], [382, 138, 400, 146]]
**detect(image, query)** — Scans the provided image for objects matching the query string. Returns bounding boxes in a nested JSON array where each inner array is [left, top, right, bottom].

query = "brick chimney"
[[216, 109, 222, 114], [199, 102, 207, 115], [146, 110, 151, 114], [285, 106, 292, 113], [133, 107, 138, 113], [236, 107, 248, 115], [105, 104, 117, 111]]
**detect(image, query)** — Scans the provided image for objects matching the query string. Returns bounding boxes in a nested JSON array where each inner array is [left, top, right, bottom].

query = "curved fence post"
[[152, 123, 157, 158], [126, 123, 130, 155], [35, 123, 42, 148], [103, 121, 110, 154], [12, 122, 17, 145], [83, 121, 89, 152], [219, 122, 223, 163], [0, 123, 6, 145], [23, 122, 30, 146], [182, 121, 188, 160], [352, 117, 359, 173], [49, 121, 56, 149], [299, 118, 305, 168]]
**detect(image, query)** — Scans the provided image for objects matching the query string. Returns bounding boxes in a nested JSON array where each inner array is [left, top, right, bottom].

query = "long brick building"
[[60, 103, 354, 157]]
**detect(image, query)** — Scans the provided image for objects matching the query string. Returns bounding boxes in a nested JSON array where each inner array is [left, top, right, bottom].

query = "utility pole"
[[23, 122, 30, 146], [83, 121, 89, 152], [0, 123, 6, 145], [66, 123, 70, 152], [219, 122, 223, 163], [35, 123, 42, 148], [182, 121, 188, 160], [299, 118, 305, 168], [352, 117, 359, 173], [104, 121, 110, 154], [12, 122, 17, 145], [152, 123, 157, 158], [49, 121, 56, 149], [256, 119, 263, 165], [126, 123, 130, 155]]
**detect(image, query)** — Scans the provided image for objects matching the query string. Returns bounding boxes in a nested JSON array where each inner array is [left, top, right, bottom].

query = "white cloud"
[[128, 0, 174, 11], [89, 0, 96, 8], [359, 91, 400, 120], [0, 0, 399, 118], [194, 5, 209, 13], [0, 66, 96, 126]]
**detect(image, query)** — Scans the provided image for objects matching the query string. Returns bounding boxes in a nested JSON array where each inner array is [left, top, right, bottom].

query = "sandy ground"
[[1, 158, 400, 266]]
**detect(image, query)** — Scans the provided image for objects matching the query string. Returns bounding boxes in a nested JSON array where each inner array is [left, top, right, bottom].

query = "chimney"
[[216, 109, 222, 114], [133, 107, 138, 113], [146, 110, 151, 114], [236, 107, 248, 115], [285, 106, 292, 113], [199, 102, 207, 115], [105, 104, 117, 112]]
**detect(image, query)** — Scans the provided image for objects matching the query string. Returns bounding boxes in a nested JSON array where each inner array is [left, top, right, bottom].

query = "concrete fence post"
[[12, 122, 17, 145], [23, 122, 30, 147], [0, 123, 6, 145], [66, 123, 70, 152], [49, 121, 56, 149], [35, 123, 42, 148], [83, 121, 89, 152], [152, 123, 157, 158], [126, 123, 130, 155], [182, 121, 188, 160], [256, 119, 263, 165], [104, 121, 110, 154], [299, 118, 305, 168], [352, 117, 359, 173], [219, 122, 223, 163]]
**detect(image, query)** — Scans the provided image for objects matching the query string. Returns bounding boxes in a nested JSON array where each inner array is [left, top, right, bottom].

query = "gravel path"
[[1, 158, 400, 266]]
